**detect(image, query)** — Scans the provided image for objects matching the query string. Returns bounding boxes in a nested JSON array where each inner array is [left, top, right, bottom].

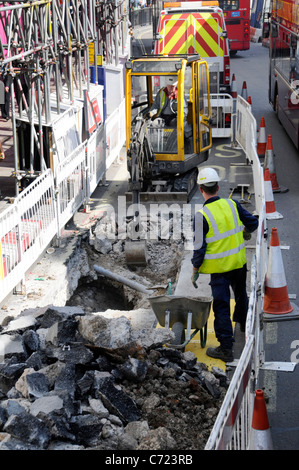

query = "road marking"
[[264, 322, 277, 411], [215, 144, 242, 158], [265, 322, 278, 345], [186, 300, 236, 372], [134, 26, 152, 55], [263, 369, 277, 413]]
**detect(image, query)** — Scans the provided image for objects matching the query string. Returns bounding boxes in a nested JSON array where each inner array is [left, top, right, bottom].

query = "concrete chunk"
[[15, 368, 50, 399], [3, 412, 51, 449], [30, 395, 64, 416], [0, 334, 27, 362]]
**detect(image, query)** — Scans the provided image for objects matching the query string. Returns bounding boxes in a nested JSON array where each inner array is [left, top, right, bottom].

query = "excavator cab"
[[125, 55, 212, 201]]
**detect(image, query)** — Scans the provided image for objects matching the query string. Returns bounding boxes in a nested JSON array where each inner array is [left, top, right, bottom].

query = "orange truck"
[[153, 1, 233, 136]]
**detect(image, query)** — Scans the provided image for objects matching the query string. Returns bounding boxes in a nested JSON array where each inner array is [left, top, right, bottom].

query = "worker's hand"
[[243, 229, 251, 241], [146, 111, 154, 119], [191, 268, 199, 288]]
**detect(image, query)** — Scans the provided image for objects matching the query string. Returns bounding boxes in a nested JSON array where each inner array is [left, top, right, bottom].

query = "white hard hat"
[[167, 76, 178, 86], [197, 168, 220, 187]]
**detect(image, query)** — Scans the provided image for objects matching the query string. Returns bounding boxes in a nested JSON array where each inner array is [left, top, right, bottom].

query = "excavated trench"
[[66, 277, 136, 313], [0, 213, 228, 450], [57, 219, 227, 451], [65, 209, 188, 315]]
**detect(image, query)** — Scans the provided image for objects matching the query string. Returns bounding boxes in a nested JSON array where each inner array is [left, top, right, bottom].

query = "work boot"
[[206, 346, 233, 362]]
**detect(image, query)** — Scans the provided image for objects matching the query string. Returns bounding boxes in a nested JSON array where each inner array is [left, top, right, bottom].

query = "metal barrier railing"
[[129, 7, 153, 28]]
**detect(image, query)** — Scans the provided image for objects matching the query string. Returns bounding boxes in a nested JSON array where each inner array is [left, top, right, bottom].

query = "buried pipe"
[[93, 265, 154, 296]]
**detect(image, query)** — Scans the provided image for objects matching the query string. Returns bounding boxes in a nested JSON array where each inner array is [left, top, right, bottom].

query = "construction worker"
[[147, 76, 188, 127], [147, 76, 192, 152], [191, 168, 258, 362], [0, 69, 12, 121]]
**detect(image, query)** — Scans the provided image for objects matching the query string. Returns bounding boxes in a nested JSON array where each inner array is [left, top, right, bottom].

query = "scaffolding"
[[0, 0, 129, 194]]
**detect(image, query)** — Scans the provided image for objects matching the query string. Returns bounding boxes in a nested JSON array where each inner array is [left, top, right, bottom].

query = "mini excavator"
[[124, 54, 212, 265]]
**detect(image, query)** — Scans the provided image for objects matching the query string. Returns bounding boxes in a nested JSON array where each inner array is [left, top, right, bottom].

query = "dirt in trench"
[[67, 235, 186, 313], [65, 218, 226, 450], [66, 279, 136, 312]]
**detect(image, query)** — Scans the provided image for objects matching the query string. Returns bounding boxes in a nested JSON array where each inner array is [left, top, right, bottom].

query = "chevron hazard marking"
[[163, 16, 188, 54], [159, 13, 223, 57]]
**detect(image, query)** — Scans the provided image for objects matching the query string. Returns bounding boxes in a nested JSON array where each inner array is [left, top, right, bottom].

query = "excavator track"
[[126, 168, 199, 204], [173, 167, 199, 202]]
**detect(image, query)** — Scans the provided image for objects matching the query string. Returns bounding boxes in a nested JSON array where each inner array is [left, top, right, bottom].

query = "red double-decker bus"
[[217, 0, 250, 54], [266, 0, 299, 149]]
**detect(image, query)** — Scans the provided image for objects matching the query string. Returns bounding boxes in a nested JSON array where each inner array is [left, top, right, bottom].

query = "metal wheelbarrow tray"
[[149, 295, 212, 349]]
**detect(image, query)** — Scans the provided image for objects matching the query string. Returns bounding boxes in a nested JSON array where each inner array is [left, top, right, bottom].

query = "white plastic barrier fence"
[[0, 99, 126, 306], [205, 334, 255, 449], [205, 211, 267, 449], [205, 95, 268, 450], [105, 98, 126, 169], [55, 143, 87, 234], [52, 106, 81, 169], [235, 95, 268, 278], [210, 93, 233, 138], [0, 170, 57, 301], [119, 98, 126, 148], [87, 125, 106, 197]]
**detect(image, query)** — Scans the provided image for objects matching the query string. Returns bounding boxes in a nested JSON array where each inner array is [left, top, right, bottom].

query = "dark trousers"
[[210, 264, 248, 349], [1, 90, 10, 118]]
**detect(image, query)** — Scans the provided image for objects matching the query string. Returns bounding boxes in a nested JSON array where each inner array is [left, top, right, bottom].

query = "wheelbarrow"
[[148, 294, 212, 350]]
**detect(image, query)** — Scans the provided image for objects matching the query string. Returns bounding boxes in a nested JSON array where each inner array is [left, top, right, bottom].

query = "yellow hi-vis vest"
[[156, 89, 166, 116], [198, 198, 246, 274]]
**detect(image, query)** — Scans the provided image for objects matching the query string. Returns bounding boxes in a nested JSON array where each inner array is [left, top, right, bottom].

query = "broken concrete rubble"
[[0, 305, 228, 450]]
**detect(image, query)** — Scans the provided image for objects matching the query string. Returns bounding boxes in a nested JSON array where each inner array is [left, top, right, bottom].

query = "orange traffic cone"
[[264, 168, 283, 220], [263, 227, 299, 321], [241, 81, 248, 100], [257, 117, 267, 157], [231, 73, 237, 99], [247, 96, 252, 106], [264, 135, 288, 193], [249, 390, 273, 450]]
